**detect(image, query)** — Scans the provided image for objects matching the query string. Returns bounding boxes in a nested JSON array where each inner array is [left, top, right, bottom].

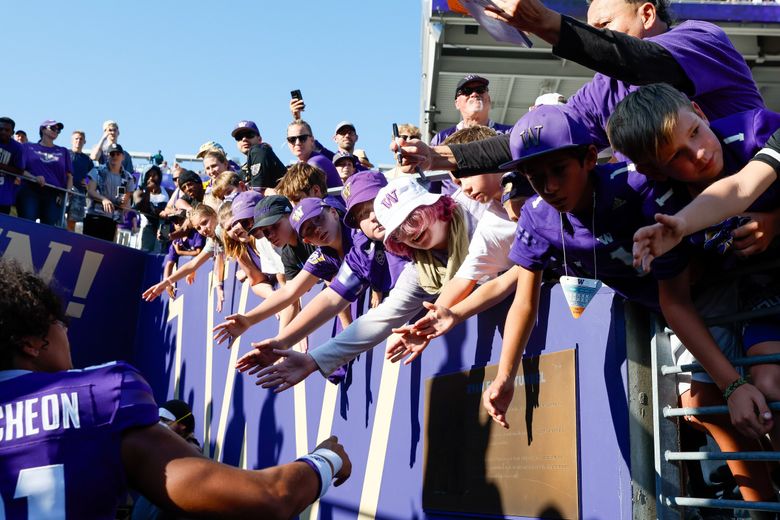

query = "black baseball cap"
[[106, 143, 124, 154], [455, 74, 489, 98], [177, 169, 201, 188], [250, 195, 293, 232]]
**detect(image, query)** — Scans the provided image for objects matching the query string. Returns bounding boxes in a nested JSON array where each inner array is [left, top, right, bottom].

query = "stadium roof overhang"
[[420, 0, 780, 140]]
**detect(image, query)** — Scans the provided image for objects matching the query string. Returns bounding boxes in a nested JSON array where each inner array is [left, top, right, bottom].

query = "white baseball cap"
[[373, 177, 441, 242]]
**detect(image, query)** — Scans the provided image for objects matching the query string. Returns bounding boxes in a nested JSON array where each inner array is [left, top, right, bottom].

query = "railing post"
[[651, 322, 683, 519], [624, 301, 656, 520]]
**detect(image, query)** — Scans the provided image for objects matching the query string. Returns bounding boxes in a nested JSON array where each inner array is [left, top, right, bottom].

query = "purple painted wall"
[[0, 215, 634, 519]]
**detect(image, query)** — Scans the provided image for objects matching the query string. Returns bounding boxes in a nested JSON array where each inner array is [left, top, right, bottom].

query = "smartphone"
[[116, 186, 126, 198], [290, 89, 302, 101]]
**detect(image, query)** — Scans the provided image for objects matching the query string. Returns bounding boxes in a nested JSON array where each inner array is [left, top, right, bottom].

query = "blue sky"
[[6, 1, 422, 169]]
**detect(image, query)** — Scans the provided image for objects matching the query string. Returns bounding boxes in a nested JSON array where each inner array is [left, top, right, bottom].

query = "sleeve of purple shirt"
[[507, 197, 556, 271], [302, 248, 341, 281]]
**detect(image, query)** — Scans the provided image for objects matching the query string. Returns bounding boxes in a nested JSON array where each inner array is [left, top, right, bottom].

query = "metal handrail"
[[663, 401, 780, 418], [661, 352, 780, 375], [666, 450, 780, 462], [669, 497, 780, 514]]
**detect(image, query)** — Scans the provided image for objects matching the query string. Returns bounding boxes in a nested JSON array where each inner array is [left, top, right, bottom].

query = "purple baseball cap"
[[40, 119, 64, 131], [289, 197, 330, 235], [343, 171, 387, 229], [229, 191, 263, 229], [231, 120, 260, 138], [499, 105, 592, 171]]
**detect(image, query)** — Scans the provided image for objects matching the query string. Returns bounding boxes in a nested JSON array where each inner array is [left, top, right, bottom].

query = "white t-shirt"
[[454, 199, 515, 283], [252, 236, 285, 275]]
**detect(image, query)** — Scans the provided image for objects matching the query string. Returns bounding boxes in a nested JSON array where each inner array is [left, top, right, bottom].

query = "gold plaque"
[[423, 349, 579, 519]]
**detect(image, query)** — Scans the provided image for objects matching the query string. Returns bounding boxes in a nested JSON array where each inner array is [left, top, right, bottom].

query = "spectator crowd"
[[4, 0, 780, 517]]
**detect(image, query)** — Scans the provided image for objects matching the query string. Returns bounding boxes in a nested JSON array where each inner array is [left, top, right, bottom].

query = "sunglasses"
[[48, 126, 62, 133], [234, 132, 257, 141], [109, 151, 123, 157], [287, 134, 311, 145], [399, 134, 421, 141], [457, 86, 488, 97], [234, 217, 253, 231]]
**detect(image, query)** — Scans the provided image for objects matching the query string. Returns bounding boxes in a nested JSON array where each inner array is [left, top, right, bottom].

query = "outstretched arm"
[[482, 267, 542, 429], [143, 248, 212, 301], [634, 159, 780, 271], [213, 270, 319, 344], [123, 425, 350, 520]]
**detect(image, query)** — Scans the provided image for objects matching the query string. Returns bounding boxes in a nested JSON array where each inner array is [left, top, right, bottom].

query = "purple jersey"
[[23, 143, 72, 188], [329, 232, 408, 302], [0, 362, 158, 519], [509, 162, 687, 310], [0, 140, 25, 206], [567, 21, 765, 151], [307, 153, 343, 188]]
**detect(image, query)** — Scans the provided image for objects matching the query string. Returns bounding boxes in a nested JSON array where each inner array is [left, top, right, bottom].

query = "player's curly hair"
[[0, 259, 64, 369]]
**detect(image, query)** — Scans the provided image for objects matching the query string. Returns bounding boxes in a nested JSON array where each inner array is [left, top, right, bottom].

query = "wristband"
[[723, 376, 748, 400], [312, 448, 343, 477], [297, 453, 333, 498]]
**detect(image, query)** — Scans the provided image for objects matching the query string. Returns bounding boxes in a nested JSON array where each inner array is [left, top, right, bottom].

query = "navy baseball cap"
[[499, 106, 592, 171], [332, 151, 354, 166], [455, 74, 489, 98], [231, 120, 260, 138], [251, 195, 293, 231]]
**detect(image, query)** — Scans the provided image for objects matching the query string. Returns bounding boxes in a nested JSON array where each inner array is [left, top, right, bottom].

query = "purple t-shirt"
[[567, 20, 765, 151], [302, 224, 354, 281], [307, 153, 342, 188], [329, 231, 408, 302], [0, 140, 25, 206], [430, 120, 513, 147], [508, 162, 687, 310], [23, 143, 72, 188], [0, 362, 158, 519]]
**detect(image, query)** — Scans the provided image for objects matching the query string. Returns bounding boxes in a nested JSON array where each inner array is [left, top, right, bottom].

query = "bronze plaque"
[[423, 349, 579, 519]]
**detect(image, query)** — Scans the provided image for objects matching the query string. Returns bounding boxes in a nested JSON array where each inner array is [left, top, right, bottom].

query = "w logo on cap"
[[291, 205, 304, 222], [342, 183, 352, 201], [380, 189, 399, 209], [518, 125, 543, 148]]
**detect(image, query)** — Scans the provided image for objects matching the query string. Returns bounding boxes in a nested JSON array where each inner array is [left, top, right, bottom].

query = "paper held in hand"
[[458, 0, 534, 47]]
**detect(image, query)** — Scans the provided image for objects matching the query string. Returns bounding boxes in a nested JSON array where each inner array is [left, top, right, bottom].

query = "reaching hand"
[[185, 271, 196, 285], [482, 377, 515, 429], [370, 289, 383, 308], [142, 280, 171, 302], [632, 213, 687, 273], [236, 338, 287, 375], [314, 436, 352, 486], [215, 286, 224, 313], [726, 382, 773, 439], [213, 313, 252, 346], [732, 212, 778, 257], [409, 301, 456, 339], [385, 328, 430, 365], [290, 99, 305, 120], [390, 139, 432, 172], [255, 350, 318, 392]]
